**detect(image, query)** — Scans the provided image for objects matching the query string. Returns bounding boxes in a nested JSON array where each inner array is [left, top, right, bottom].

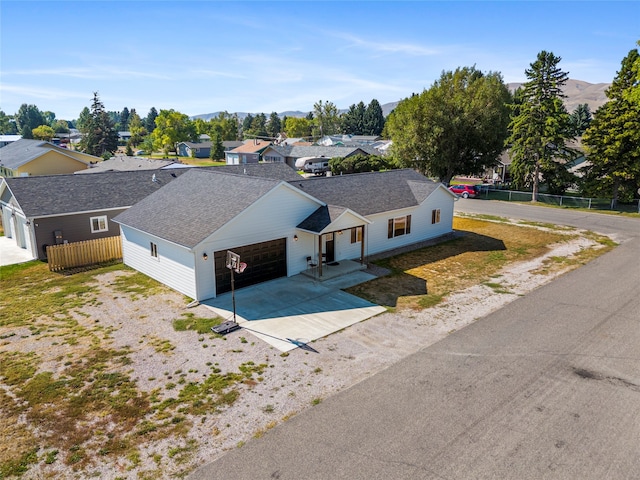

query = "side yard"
[[0, 215, 616, 479]]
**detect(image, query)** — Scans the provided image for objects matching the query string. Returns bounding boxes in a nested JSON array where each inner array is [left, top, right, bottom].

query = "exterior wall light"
[[293, 235, 298, 241], [202, 252, 208, 260]]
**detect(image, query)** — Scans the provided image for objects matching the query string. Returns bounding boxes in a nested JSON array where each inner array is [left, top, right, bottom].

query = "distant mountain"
[[507, 79, 610, 114], [192, 80, 610, 121]]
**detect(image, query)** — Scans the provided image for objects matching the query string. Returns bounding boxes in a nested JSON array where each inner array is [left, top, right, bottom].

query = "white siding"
[[365, 186, 454, 257], [196, 184, 322, 299], [121, 226, 197, 299]]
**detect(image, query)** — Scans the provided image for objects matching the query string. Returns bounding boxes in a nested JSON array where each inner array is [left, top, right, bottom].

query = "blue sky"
[[1, 1, 638, 121]]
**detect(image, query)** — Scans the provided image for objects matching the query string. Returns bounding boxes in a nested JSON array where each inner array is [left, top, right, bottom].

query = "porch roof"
[[296, 205, 369, 234]]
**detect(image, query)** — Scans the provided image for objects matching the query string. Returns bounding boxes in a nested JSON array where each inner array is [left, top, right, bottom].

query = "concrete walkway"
[[0, 236, 35, 266], [202, 270, 386, 352]]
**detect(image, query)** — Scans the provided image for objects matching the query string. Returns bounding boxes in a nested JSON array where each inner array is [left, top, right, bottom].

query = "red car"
[[448, 184, 478, 198]]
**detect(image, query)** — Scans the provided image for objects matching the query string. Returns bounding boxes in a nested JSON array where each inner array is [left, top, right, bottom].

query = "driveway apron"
[[201, 271, 386, 352]]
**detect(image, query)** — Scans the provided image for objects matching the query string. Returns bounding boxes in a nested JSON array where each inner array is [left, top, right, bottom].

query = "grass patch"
[[347, 216, 611, 310], [173, 313, 221, 334]]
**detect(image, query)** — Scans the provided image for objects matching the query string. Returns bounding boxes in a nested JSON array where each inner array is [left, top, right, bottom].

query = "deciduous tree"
[[284, 117, 312, 138], [15, 104, 45, 132], [313, 100, 340, 138], [32, 125, 55, 141], [386, 66, 512, 184], [151, 109, 197, 155]]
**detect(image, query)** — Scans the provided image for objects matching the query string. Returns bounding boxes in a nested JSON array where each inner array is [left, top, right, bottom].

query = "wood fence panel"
[[47, 236, 122, 272]]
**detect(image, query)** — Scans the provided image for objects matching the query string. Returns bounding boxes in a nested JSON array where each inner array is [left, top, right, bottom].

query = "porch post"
[[360, 225, 365, 265], [317, 234, 323, 277]]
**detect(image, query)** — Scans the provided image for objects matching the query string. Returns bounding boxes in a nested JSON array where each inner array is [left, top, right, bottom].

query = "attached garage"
[[214, 238, 287, 295]]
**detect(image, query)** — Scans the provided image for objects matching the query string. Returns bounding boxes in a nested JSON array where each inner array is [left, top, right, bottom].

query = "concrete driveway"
[[202, 270, 386, 352], [0, 236, 35, 266]]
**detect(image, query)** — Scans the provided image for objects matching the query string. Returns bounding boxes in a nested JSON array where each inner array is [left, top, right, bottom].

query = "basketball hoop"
[[238, 262, 247, 273]]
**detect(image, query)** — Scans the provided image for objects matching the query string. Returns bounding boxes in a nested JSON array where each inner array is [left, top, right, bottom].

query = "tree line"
[[2, 42, 638, 205], [385, 44, 639, 206]]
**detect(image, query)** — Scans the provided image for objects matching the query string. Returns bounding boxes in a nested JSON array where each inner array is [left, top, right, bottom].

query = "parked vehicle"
[[294, 156, 331, 176], [449, 184, 478, 198]]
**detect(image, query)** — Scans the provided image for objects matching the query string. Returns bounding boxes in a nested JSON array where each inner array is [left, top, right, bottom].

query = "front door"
[[325, 233, 335, 263]]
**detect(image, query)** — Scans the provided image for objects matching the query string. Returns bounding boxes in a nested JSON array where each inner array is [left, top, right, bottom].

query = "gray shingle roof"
[[3, 169, 188, 217], [267, 145, 379, 159], [0, 139, 96, 169], [75, 156, 176, 173], [113, 169, 282, 248], [296, 205, 351, 233], [290, 169, 442, 216], [2, 164, 301, 219]]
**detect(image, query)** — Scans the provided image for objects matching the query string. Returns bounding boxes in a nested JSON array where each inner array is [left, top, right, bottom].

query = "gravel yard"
[[1, 220, 613, 479]]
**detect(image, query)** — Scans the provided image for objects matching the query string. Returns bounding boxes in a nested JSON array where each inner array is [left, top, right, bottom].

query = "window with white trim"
[[150, 242, 158, 258], [388, 215, 411, 238], [431, 209, 441, 224], [90, 215, 108, 233], [351, 226, 363, 244]]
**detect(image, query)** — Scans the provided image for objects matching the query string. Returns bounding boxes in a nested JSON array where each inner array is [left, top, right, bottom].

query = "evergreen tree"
[[145, 107, 158, 133], [342, 102, 366, 135], [241, 114, 254, 138], [79, 92, 119, 157], [209, 130, 225, 161], [507, 51, 576, 198], [20, 125, 33, 139], [0, 111, 18, 134], [313, 100, 340, 138], [363, 99, 385, 135], [76, 107, 91, 131], [119, 107, 130, 131], [569, 104, 592, 136], [267, 112, 282, 138], [582, 48, 640, 207]]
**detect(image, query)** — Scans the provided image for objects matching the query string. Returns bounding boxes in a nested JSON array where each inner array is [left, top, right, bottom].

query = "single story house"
[[0, 135, 22, 148], [225, 140, 271, 164], [177, 141, 212, 158], [0, 164, 300, 261], [113, 168, 455, 301], [260, 144, 379, 169], [0, 139, 98, 177]]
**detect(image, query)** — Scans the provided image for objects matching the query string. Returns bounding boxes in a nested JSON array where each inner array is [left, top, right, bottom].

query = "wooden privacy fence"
[[47, 236, 122, 272]]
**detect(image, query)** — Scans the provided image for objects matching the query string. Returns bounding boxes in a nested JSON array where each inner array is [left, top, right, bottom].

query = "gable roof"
[[229, 140, 271, 154], [0, 139, 97, 169], [75, 156, 176, 173], [264, 144, 378, 160], [2, 169, 188, 218], [113, 169, 285, 248], [290, 169, 444, 216], [2, 164, 301, 219], [296, 205, 370, 234]]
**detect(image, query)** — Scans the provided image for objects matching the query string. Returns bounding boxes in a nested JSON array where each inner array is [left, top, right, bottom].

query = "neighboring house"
[[317, 135, 382, 146], [75, 156, 177, 174], [113, 168, 455, 301], [223, 140, 244, 151], [0, 139, 98, 177], [0, 135, 22, 148], [0, 164, 300, 261], [261, 144, 379, 169], [225, 140, 271, 164], [177, 142, 212, 158], [118, 131, 131, 143]]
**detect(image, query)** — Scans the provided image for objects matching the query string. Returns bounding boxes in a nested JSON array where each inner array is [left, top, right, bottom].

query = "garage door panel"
[[214, 238, 287, 295]]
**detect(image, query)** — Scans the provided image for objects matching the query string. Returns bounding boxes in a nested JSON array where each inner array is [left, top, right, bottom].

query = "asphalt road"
[[191, 200, 640, 480]]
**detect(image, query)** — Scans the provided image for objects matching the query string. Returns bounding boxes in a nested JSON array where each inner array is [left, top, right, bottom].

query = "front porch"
[[300, 258, 367, 281]]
